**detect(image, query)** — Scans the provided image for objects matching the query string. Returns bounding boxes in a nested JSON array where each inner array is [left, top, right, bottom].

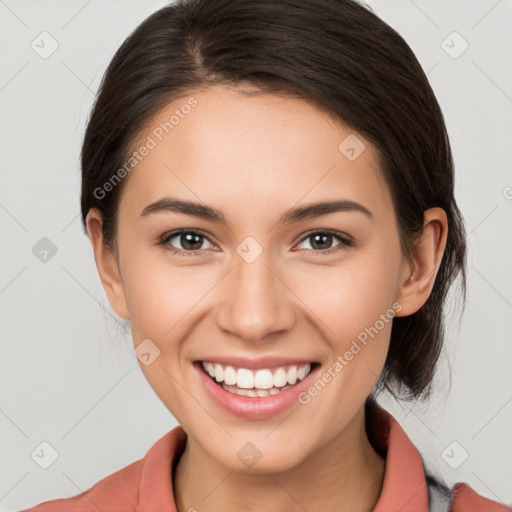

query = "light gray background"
[[1, 1, 511, 510]]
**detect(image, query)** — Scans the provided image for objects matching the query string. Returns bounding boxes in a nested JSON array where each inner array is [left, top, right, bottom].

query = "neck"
[[173, 404, 386, 512]]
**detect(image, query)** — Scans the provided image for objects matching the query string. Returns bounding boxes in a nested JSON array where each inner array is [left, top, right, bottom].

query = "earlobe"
[[85, 208, 130, 320], [394, 207, 448, 317]]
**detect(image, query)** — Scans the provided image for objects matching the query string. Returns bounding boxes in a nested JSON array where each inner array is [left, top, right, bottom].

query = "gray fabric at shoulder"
[[426, 474, 453, 512]]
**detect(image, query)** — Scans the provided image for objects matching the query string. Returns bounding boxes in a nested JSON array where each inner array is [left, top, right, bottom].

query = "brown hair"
[[80, 0, 467, 401]]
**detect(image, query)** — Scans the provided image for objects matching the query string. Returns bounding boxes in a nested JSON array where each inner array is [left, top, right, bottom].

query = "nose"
[[215, 251, 296, 343]]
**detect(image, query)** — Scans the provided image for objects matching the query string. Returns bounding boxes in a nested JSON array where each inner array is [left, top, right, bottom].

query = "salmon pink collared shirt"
[[22, 403, 510, 512]]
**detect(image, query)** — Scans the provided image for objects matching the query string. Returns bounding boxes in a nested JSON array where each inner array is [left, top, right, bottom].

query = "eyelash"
[[158, 229, 353, 257]]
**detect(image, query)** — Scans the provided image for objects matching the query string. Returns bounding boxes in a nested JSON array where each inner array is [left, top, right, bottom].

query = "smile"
[[200, 361, 316, 397], [194, 357, 321, 419]]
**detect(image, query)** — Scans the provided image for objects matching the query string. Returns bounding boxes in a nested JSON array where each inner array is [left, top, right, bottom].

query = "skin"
[[86, 84, 448, 512]]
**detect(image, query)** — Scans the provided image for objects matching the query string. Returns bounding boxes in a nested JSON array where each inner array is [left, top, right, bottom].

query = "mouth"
[[196, 360, 320, 398]]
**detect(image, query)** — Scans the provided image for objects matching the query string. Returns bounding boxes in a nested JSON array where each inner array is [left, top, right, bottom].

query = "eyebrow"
[[140, 197, 373, 224]]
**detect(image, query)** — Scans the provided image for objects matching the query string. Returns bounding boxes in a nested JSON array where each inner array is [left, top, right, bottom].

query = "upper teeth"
[[202, 362, 312, 389]]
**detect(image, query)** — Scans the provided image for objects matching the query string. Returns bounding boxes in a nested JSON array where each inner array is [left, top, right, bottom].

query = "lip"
[[193, 360, 320, 419]]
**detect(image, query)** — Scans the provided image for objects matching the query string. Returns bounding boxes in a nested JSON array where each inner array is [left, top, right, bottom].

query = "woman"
[[22, 0, 510, 511]]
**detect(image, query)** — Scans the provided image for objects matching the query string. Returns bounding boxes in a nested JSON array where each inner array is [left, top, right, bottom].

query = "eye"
[[160, 230, 216, 256], [294, 230, 352, 256], [159, 229, 352, 257]]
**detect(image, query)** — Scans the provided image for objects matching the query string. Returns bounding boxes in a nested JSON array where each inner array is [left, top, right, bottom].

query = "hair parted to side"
[[80, 0, 467, 402]]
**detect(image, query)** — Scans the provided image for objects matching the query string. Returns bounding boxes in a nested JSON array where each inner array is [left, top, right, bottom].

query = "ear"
[[394, 207, 448, 317], [86, 208, 129, 320]]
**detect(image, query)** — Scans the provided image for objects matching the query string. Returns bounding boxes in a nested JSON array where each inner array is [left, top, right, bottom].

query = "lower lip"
[[194, 362, 320, 419]]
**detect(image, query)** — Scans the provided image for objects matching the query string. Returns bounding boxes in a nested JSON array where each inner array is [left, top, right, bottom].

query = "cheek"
[[288, 245, 400, 399], [291, 254, 400, 344], [294, 263, 395, 434], [121, 247, 218, 343]]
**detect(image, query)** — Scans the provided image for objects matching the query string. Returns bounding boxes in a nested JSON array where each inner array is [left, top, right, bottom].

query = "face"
[[88, 84, 431, 473]]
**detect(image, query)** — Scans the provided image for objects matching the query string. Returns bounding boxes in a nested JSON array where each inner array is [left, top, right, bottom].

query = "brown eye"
[[295, 231, 352, 256], [160, 230, 215, 255]]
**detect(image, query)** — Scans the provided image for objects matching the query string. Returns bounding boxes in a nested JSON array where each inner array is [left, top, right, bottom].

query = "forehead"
[[119, 84, 393, 225]]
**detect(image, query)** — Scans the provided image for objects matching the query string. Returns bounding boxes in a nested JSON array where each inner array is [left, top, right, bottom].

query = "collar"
[[371, 402, 429, 511], [137, 402, 429, 512]]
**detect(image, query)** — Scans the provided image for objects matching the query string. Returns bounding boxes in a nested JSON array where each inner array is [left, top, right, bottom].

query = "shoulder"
[[20, 458, 144, 512], [450, 482, 511, 512], [426, 474, 511, 512], [20, 425, 186, 512], [367, 402, 511, 512]]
